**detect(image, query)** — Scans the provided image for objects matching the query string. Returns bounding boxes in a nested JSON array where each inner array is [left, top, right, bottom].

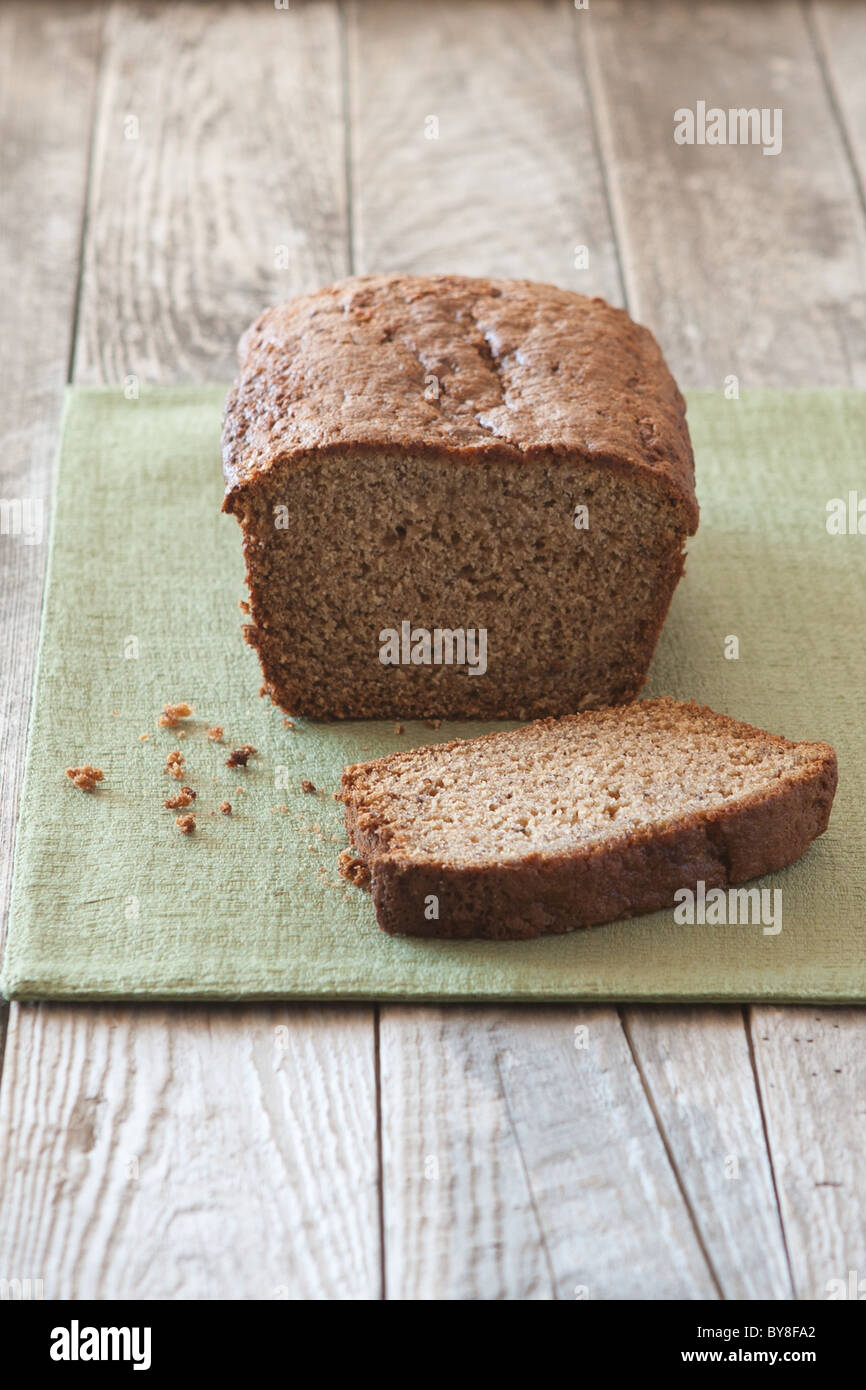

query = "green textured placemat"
[[2, 386, 864, 1001]]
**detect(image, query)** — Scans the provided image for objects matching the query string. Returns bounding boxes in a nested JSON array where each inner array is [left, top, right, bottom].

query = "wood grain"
[[381, 1007, 720, 1299], [622, 1008, 792, 1299], [346, 0, 622, 297], [809, 0, 866, 200], [0, 1004, 379, 1298], [749, 1007, 866, 1300], [75, 0, 348, 384], [583, 0, 866, 387], [0, 1, 101, 961]]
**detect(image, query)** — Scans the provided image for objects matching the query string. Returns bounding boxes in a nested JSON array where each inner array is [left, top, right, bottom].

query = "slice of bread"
[[339, 698, 838, 939]]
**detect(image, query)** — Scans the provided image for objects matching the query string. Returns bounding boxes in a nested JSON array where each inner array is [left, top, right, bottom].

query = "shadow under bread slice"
[[338, 697, 838, 940]]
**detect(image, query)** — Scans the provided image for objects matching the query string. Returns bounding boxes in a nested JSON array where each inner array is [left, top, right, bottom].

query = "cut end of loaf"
[[229, 450, 692, 720]]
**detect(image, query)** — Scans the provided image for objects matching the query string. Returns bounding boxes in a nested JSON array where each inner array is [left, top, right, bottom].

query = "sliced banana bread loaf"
[[339, 699, 837, 939], [222, 274, 698, 720]]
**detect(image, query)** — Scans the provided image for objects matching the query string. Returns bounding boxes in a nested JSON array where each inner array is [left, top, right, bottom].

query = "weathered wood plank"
[[380, 1007, 718, 1300], [586, 0, 866, 1301], [0, 0, 382, 1300], [347, 0, 622, 296], [586, 0, 866, 1300], [0, 1, 101, 960], [749, 1007, 866, 1301], [583, 0, 866, 386], [771, 24, 866, 1299], [0, 1004, 379, 1298], [622, 1008, 792, 1299], [76, 0, 349, 384], [809, 0, 866, 200]]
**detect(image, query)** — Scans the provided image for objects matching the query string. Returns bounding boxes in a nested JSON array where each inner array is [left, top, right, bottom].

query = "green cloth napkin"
[[2, 386, 864, 1001]]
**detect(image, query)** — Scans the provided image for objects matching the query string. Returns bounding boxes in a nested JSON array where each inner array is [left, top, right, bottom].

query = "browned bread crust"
[[223, 273, 697, 522], [339, 699, 838, 940], [222, 274, 698, 720]]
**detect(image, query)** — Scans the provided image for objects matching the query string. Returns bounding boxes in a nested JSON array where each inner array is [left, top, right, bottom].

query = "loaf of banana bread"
[[222, 274, 698, 719]]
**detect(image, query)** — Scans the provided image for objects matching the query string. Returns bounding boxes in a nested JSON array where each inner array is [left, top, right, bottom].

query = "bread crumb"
[[226, 745, 256, 768], [219, 801, 232, 816], [282, 718, 295, 729], [139, 733, 149, 741], [158, 702, 193, 728], [206, 726, 223, 742], [338, 850, 371, 888], [112, 710, 119, 716], [165, 786, 196, 810], [164, 750, 185, 779], [424, 718, 442, 729], [66, 765, 103, 793], [394, 723, 405, 734], [301, 779, 316, 794], [175, 813, 196, 834], [239, 599, 250, 614]]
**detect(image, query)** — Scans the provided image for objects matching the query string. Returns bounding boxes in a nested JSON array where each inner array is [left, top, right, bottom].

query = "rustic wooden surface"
[[0, 0, 864, 1300]]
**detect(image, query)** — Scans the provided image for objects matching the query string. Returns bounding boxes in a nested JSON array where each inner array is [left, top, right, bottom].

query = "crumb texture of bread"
[[222, 274, 697, 720], [339, 698, 838, 939]]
